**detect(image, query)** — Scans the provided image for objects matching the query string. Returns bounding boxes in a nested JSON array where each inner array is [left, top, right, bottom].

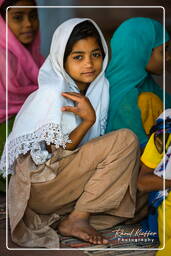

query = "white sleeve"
[[30, 141, 52, 165]]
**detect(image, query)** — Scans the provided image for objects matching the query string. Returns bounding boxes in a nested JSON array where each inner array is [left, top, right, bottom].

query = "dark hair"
[[0, 0, 36, 19], [64, 20, 105, 64]]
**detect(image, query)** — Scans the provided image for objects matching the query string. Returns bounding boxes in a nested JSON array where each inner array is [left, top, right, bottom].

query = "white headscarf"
[[0, 18, 109, 175]]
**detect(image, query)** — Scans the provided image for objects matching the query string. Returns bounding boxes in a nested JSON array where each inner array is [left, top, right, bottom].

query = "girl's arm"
[[61, 92, 96, 150], [137, 162, 171, 192]]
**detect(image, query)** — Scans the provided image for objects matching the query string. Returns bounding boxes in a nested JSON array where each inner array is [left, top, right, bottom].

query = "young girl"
[[0, 0, 44, 153], [0, 18, 140, 248], [138, 109, 171, 255], [106, 17, 171, 148], [0, 0, 44, 191]]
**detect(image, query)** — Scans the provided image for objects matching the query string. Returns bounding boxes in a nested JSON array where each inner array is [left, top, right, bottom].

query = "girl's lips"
[[81, 71, 95, 76], [20, 31, 34, 36]]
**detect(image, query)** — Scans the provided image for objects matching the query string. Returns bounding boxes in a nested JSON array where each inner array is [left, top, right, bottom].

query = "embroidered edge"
[[0, 123, 71, 177]]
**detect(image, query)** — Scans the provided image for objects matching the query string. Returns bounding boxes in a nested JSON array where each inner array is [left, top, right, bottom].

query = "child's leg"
[[57, 129, 139, 244], [156, 192, 171, 256], [28, 129, 139, 244], [138, 92, 163, 135], [29, 129, 139, 215]]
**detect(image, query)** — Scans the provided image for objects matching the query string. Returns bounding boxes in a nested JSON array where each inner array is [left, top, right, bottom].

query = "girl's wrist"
[[83, 119, 96, 127]]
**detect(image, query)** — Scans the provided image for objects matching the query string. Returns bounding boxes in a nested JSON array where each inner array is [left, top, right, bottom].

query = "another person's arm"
[[138, 132, 171, 192], [137, 163, 171, 192]]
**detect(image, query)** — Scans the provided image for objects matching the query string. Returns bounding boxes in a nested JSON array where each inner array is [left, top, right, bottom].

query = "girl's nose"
[[85, 57, 93, 67], [23, 16, 32, 27]]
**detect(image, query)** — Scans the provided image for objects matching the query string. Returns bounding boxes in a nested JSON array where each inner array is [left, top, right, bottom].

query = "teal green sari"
[[106, 17, 171, 145]]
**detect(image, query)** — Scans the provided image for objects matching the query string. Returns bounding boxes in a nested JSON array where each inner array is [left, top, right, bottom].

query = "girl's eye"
[[92, 52, 102, 58], [12, 15, 23, 21], [29, 11, 38, 20], [73, 55, 83, 60]]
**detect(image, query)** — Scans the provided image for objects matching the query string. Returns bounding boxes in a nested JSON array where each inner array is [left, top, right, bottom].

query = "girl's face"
[[64, 36, 103, 92], [8, 0, 39, 45], [146, 42, 171, 75]]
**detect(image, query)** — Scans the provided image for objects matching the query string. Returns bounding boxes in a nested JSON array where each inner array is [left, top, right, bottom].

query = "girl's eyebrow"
[[92, 48, 101, 52], [71, 51, 84, 54], [9, 8, 22, 12], [9, 9, 36, 14], [71, 48, 101, 55], [10, 11, 24, 14]]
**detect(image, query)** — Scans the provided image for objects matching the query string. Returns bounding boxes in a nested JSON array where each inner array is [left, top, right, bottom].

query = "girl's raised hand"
[[61, 92, 96, 125]]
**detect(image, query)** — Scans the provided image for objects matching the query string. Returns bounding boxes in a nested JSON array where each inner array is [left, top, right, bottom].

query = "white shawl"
[[0, 18, 109, 175]]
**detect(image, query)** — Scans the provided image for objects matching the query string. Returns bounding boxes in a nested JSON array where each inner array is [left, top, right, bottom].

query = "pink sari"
[[0, 0, 44, 123]]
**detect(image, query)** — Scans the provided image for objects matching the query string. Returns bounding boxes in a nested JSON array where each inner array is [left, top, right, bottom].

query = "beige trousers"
[[9, 129, 145, 248], [28, 129, 140, 230]]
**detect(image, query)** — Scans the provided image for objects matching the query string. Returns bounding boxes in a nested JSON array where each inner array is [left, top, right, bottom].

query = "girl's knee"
[[120, 128, 138, 142], [111, 128, 139, 148]]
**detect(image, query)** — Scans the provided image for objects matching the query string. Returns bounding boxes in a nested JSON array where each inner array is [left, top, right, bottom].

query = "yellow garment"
[[141, 133, 171, 168], [141, 133, 162, 168], [156, 192, 171, 256], [141, 133, 171, 256], [138, 92, 163, 135]]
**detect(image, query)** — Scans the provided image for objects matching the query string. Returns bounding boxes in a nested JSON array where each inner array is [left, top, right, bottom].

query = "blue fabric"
[[148, 191, 164, 234], [150, 117, 171, 134], [105, 17, 171, 144], [140, 218, 159, 239], [140, 190, 164, 237]]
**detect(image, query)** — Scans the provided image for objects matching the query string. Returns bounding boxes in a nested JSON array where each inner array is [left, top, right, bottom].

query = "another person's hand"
[[61, 92, 96, 125]]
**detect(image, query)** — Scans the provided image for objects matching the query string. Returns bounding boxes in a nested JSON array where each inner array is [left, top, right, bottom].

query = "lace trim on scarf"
[[100, 116, 107, 135], [0, 123, 71, 177], [30, 141, 52, 166]]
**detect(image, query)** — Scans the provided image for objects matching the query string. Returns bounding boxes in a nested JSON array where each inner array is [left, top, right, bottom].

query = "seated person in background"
[[138, 109, 171, 256], [105, 17, 171, 149], [0, 0, 44, 191]]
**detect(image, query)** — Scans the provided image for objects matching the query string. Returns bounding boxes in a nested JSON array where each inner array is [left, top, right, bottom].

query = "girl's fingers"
[[62, 92, 82, 97], [61, 92, 82, 102], [61, 106, 77, 113]]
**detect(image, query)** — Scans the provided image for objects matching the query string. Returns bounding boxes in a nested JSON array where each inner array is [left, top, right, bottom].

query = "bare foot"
[[58, 211, 109, 245]]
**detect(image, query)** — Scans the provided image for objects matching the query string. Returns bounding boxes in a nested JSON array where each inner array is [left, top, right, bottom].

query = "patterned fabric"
[[141, 109, 171, 235], [152, 110, 171, 180]]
